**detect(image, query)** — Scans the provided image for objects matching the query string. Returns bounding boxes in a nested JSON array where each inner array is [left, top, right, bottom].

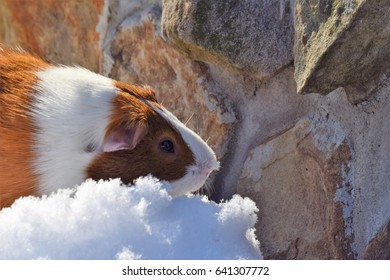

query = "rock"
[[161, 0, 294, 80], [238, 117, 355, 259], [294, 0, 390, 103], [364, 219, 390, 259], [208, 66, 309, 201], [364, 219, 390, 260], [108, 4, 236, 159], [0, 0, 104, 71]]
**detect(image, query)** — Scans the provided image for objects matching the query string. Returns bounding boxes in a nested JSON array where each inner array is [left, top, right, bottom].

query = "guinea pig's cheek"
[[86, 150, 149, 184], [165, 166, 206, 196]]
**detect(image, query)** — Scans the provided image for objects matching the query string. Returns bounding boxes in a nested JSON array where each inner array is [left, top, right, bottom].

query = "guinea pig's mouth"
[[197, 160, 220, 177], [168, 160, 220, 197]]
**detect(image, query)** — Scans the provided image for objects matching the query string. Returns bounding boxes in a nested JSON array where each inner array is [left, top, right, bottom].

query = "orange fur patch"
[[0, 47, 48, 208]]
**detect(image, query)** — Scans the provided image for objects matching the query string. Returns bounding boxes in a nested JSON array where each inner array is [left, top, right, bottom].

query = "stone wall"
[[1, 0, 389, 259]]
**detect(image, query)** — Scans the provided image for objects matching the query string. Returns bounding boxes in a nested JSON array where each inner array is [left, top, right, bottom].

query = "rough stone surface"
[[294, 0, 390, 103], [0, 0, 104, 71], [238, 117, 354, 259], [207, 66, 310, 201], [364, 219, 390, 259], [162, 0, 294, 80]]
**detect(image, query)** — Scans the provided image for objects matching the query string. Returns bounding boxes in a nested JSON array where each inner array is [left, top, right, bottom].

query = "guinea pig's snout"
[[200, 159, 220, 177]]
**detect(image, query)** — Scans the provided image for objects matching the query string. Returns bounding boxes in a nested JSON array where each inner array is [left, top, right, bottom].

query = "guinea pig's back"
[[0, 49, 48, 208]]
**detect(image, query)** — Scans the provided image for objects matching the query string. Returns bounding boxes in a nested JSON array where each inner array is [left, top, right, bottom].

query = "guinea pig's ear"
[[103, 124, 148, 152]]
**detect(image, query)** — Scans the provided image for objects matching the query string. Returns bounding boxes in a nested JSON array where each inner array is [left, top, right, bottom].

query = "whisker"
[[185, 113, 195, 125], [206, 180, 216, 197], [202, 177, 217, 198]]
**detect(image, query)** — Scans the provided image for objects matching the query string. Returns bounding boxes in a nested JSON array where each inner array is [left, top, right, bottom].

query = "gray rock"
[[162, 0, 294, 80], [294, 0, 390, 104]]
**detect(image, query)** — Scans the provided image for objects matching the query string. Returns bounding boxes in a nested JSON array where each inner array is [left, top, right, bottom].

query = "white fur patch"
[[32, 66, 117, 194]]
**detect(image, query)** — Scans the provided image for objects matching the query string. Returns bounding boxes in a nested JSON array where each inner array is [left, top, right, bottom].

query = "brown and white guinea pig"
[[0, 47, 219, 209]]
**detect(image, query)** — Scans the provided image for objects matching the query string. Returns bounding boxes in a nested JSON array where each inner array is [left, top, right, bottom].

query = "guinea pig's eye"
[[160, 139, 175, 153]]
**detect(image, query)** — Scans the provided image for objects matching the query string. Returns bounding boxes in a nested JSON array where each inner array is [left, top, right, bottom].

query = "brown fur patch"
[[0, 47, 48, 208], [86, 83, 196, 184]]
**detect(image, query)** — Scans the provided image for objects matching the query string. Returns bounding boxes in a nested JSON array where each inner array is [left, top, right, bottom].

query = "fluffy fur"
[[0, 48, 47, 208]]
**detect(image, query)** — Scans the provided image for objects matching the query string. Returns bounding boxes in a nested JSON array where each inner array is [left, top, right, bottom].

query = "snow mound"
[[0, 176, 262, 260]]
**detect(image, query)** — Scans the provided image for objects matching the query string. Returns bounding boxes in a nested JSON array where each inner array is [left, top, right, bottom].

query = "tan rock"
[[0, 0, 104, 71], [238, 118, 354, 259]]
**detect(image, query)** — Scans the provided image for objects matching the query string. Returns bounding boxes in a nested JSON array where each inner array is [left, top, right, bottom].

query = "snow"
[[0, 176, 262, 260]]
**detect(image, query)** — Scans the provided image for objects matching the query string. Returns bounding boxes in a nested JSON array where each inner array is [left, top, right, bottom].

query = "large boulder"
[[294, 0, 390, 103], [162, 0, 294, 79]]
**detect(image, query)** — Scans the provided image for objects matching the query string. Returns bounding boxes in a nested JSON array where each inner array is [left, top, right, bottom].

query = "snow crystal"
[[0, 176, 262, 260]]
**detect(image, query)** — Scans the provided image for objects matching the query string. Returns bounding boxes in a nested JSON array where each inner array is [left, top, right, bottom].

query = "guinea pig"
[[0, 47, 219, 209]]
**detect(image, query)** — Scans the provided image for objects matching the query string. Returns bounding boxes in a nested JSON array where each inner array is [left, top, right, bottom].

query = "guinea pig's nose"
[[203, 164, 216, 177], [199, 159, 219, 177]]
